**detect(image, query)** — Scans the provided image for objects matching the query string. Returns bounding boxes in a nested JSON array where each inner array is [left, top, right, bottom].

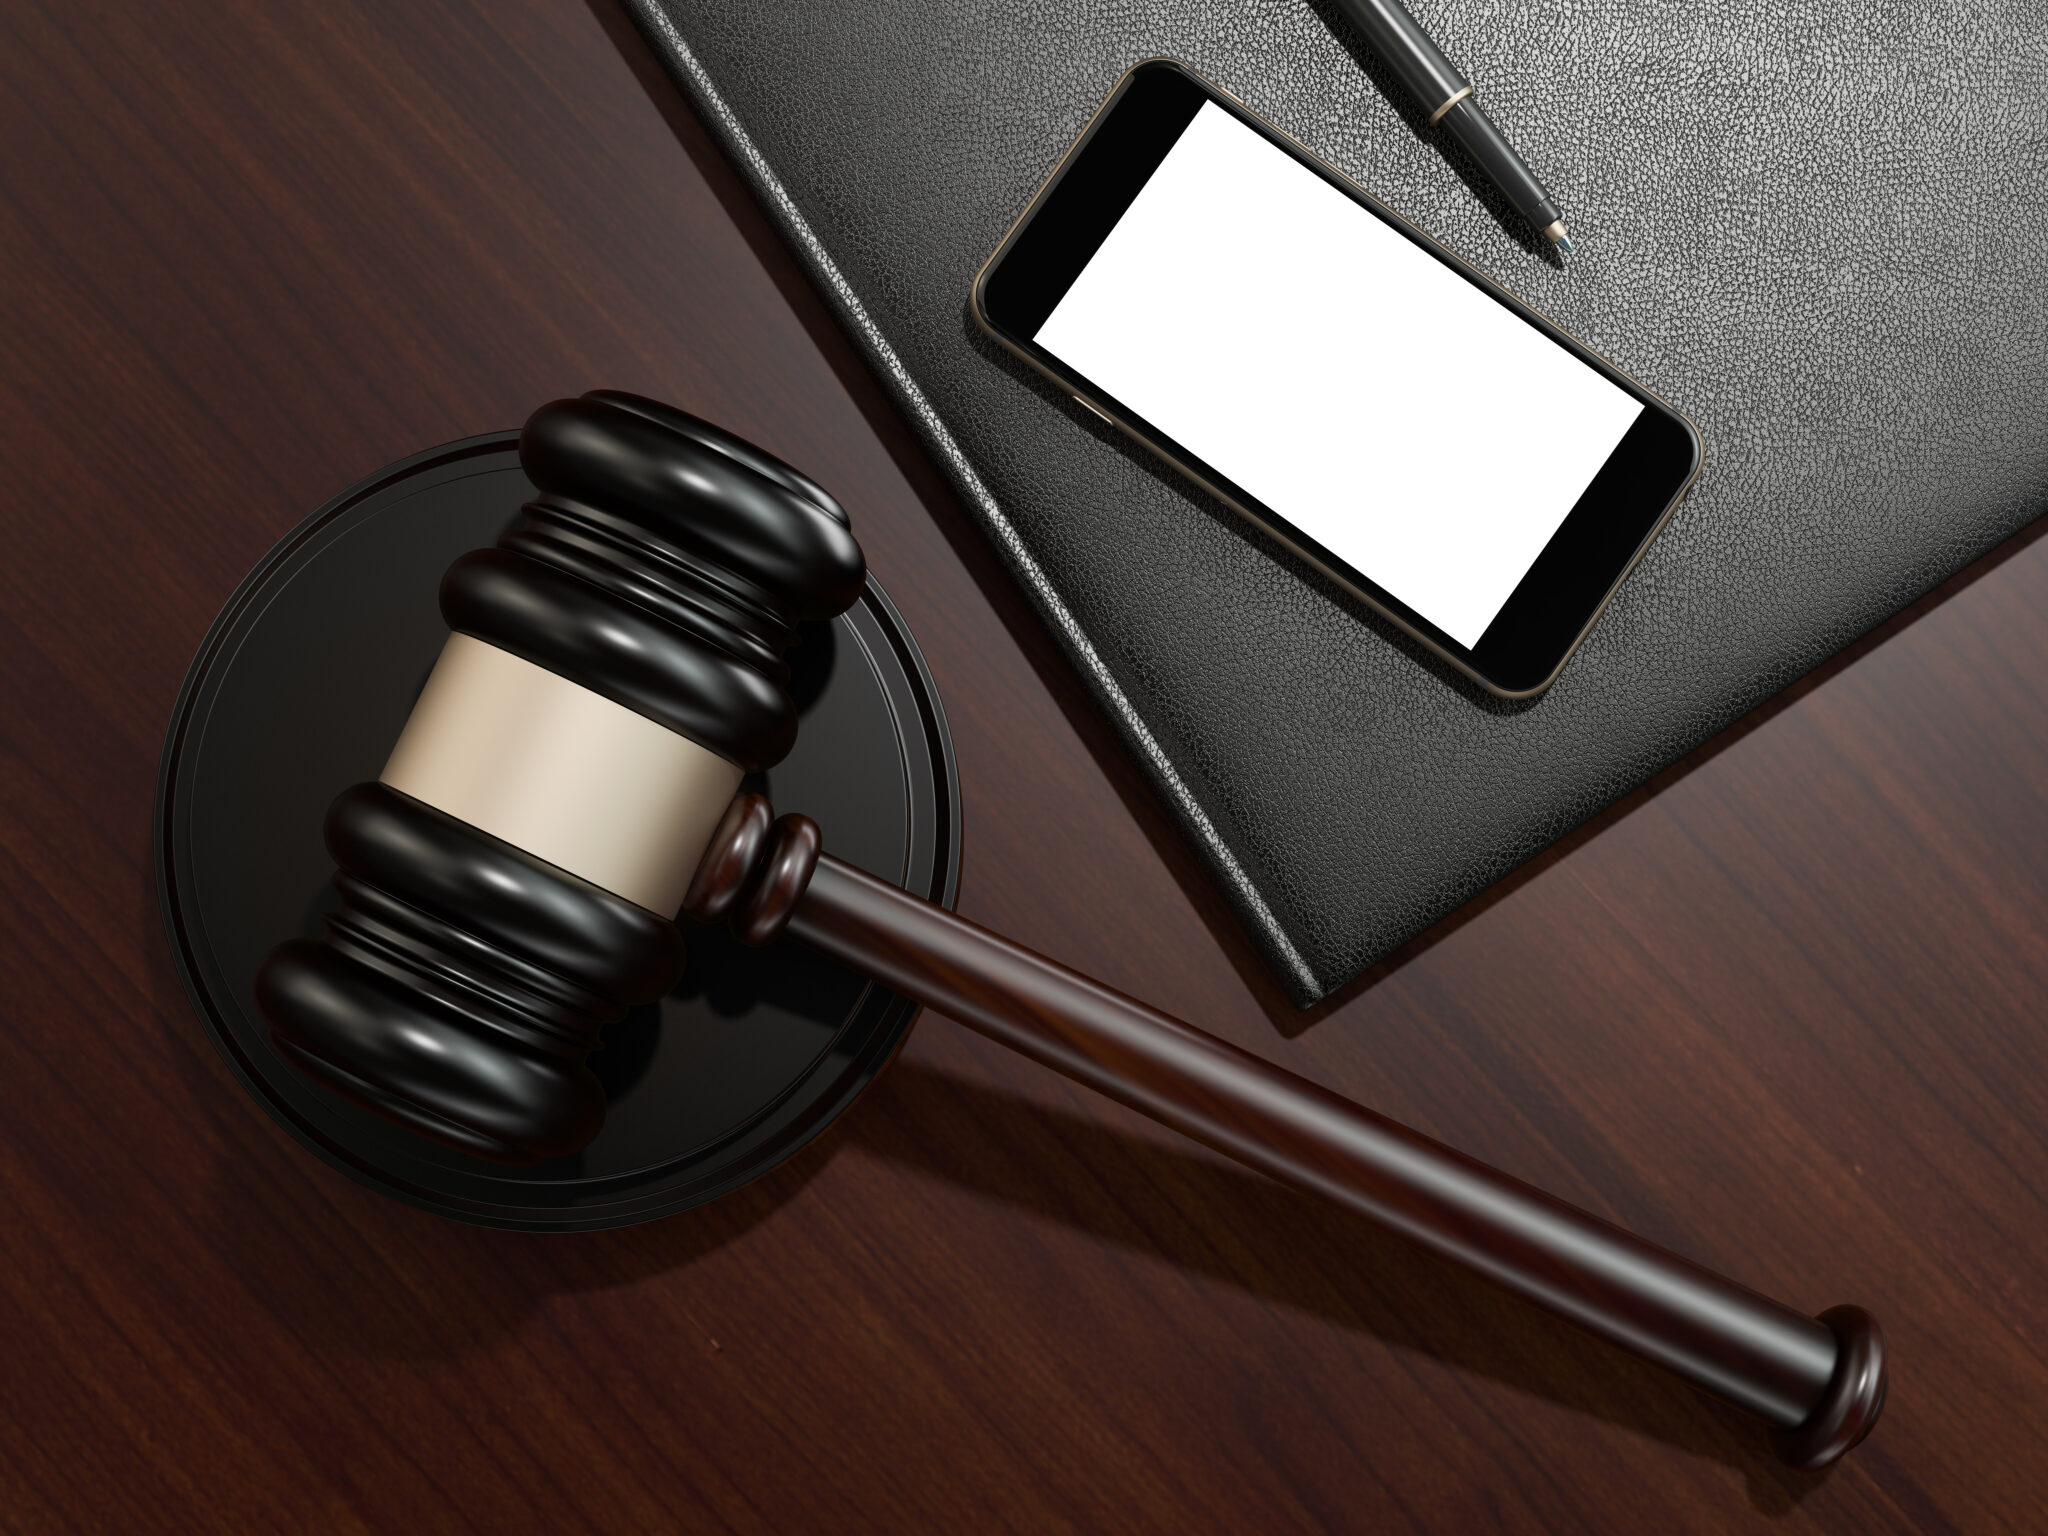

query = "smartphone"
[[972, 59, 1701, 697]]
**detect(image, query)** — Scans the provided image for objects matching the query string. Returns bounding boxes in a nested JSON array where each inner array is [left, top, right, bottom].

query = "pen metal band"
[[1427, 85, 1473, 126]]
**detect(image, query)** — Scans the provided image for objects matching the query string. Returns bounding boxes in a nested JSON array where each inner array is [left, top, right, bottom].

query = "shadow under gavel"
[[256, 391, 1884, 1471]]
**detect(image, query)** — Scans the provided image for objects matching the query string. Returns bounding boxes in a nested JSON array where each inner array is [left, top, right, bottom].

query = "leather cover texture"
[[623, 0, 2048, 1004]]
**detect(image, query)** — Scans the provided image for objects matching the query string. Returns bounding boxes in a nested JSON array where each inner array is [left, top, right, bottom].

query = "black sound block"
[[156, 434, 960, 1231]]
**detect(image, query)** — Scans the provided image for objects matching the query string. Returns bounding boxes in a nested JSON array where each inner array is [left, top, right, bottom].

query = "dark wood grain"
[[0, 0, 2043, 1530]]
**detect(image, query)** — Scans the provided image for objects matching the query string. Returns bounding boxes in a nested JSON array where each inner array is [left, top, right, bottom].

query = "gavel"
[[256, 391, 1885, 1469]]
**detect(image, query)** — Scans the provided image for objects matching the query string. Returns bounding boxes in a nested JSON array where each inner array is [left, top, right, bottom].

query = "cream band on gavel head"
[[380, 634, 745, 916]]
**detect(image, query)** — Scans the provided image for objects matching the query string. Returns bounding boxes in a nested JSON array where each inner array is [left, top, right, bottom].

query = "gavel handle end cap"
[[1770, 1305, 1887, 1470]]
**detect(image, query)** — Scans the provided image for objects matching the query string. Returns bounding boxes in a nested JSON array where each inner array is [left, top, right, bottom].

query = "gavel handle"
[[783, 852, 1885, 1468]]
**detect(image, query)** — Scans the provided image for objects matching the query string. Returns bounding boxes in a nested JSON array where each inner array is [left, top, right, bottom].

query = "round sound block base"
[[156, 434, 960, 1230]]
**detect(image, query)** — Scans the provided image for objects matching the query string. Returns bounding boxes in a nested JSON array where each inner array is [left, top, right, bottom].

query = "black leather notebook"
[[623, 0, 2048, 1004]]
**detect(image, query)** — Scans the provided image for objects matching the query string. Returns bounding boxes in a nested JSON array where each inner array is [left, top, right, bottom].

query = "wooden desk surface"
[[3, 1, 2043, 1529]]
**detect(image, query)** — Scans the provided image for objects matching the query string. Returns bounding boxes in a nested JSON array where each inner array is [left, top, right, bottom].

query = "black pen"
[[1327, 0, 1574, 254]]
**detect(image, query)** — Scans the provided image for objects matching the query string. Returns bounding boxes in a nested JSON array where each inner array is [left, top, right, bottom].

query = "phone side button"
[[1072, 394, 1115, 425]]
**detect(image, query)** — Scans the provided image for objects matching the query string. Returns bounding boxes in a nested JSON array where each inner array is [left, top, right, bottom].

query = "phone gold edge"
[[966, 56, 1706, 702]]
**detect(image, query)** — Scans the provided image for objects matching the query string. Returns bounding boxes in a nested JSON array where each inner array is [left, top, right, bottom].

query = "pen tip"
[[1540, 219, 1574, 256], [1553, 230, 1575, 257]]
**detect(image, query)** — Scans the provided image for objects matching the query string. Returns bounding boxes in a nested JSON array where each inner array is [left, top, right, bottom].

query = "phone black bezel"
[[972, 59, 1701, 698]]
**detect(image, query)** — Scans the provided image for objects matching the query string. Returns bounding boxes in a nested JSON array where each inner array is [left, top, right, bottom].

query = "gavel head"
[[254, 392, 866, 1163]]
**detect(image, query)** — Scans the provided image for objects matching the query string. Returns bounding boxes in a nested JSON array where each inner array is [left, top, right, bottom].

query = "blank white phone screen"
[[1034, 102, 1642, 648]]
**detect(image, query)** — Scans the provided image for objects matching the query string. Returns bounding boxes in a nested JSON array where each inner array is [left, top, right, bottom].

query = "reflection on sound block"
[[547, 920, 872, 1181]]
